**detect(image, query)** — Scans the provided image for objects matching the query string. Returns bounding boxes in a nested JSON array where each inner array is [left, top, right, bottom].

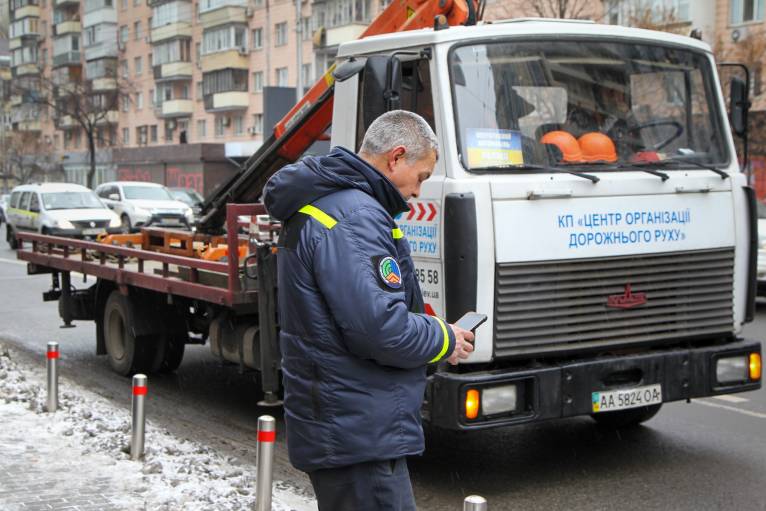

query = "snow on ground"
[[0, 344, 316, 511]]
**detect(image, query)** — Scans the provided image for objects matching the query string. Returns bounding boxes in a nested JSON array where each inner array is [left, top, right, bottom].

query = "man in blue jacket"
[[263, 110, 474, 510]]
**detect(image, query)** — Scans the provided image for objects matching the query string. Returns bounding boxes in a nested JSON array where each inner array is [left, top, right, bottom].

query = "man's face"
[[385, 146, 437, 200]]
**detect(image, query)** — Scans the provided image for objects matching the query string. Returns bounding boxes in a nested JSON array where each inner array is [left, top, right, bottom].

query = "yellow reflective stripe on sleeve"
[[392, 227, 404, 239], [429, 317, 450, 363], [298, 204, 337, 229]]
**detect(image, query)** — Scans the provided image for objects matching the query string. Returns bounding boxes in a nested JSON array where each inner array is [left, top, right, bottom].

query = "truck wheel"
[[591, 404, 662, 429], [160, 332, 186, 373], [7, 225, 18, 250], [103, 291, 158, 376]]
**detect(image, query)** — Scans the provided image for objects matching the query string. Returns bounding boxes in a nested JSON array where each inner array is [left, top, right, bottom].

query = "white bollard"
[[464, 495, 488, 511], [131, 374, 148, 461], [46, 342, 59, 413], [255, 415, 276, 511]]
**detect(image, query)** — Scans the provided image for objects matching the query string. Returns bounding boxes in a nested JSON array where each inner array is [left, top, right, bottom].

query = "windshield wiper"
[[474, 164, 600, 183], [661, 157, 729, 180], [609, 161, 670, 181]]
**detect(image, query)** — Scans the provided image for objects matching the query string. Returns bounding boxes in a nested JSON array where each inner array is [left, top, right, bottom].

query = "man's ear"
[[387, 146, 407, 172]]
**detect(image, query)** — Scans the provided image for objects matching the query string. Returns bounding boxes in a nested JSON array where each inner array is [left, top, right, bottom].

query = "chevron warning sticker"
[[395, 200, 440, 259]]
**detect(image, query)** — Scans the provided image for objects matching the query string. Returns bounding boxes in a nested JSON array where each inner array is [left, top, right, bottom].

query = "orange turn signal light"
[[465, 389, 480, 420], [750, 353, 762, 381]]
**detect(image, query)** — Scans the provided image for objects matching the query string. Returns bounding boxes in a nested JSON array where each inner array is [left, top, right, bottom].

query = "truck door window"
[[449, 41, 728, 172], [355, 57, 435, 150], [10, 191, 20, 209]]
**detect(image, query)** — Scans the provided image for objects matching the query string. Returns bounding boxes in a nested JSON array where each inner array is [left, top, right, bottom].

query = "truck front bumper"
[[426, 339, 761, 430]]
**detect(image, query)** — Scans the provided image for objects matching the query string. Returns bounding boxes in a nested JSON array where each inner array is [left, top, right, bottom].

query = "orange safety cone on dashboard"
[[578, 132, 618, 163], [540, 130, 583, 163]]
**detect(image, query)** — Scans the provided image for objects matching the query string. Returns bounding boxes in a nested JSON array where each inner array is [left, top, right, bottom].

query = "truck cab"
[[331, 19, 761, 429]]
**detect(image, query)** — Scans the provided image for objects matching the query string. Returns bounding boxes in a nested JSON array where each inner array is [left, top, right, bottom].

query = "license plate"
[[83, 228, 101, 235], [591, 384, 662, 413]]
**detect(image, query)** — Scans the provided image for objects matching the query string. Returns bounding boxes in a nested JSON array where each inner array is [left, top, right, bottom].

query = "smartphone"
[[455, 312, 488, 333]]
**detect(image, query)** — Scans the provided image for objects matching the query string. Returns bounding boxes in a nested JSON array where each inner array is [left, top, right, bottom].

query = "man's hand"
[[446, 324, 474, 365]]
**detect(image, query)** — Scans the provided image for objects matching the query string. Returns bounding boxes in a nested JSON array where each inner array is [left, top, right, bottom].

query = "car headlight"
[[108, 215, 121, 228], [56, 219, 75, 229], [184, 208, 194, 221], [133, 207, 151, 218]]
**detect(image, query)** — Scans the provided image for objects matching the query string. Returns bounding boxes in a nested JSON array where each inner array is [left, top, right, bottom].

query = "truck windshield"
[[42, 192, 105, 210], [450, 40, 728, 172], [123, 186, 173, 201]]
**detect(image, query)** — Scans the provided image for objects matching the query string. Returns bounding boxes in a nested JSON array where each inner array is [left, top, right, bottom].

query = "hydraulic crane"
[[196, 0, 481, 233]]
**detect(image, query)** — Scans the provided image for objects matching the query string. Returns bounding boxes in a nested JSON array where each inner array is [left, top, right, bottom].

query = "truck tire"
[[103, 291, 160, 376], [591, 404, 662, 429], [160, 332, 186, 373], [7, 224, 18, 250]]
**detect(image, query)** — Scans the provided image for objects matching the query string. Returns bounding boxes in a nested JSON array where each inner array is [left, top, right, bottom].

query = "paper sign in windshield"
[[466, 129, 523, 168]]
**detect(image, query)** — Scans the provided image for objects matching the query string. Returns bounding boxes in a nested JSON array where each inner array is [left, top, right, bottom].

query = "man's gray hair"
[[359, 110, 439, 162]]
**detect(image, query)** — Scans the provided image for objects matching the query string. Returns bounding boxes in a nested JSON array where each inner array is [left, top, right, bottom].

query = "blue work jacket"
[[263, 146, 455, 472]]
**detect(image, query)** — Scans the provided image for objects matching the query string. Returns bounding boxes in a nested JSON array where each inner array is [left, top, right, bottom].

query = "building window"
[[731, 0, 765, 23], [252, 27, 262, 49], [202, 68, 248, 95], [150, 124, 158, 143], [121, 95, 130, 112], [275, 22, 287, 46], [149, 88, 154, 106], [121, 0, 126, 9], [134, 20, 142, 40], [202, 24, 248, 54], [215, 116, 226, 137], [180, 83, 190, 99], [301, 17, 311, 41], [197, 119, 206, 137], [135, 92, 143, 110], [252, 71, 263, 93], [119, 25, 128, 44], [134, 56, 142, 75], [133, 0, 140, 7], [120, 59, 128, 78], [252, 113, 263, 134], [196, 81, 203, 100], [276, 66, 288, 87], [122, 127, 129, 144], [234, 115, 243, 135], [301, 63, 312, 90]]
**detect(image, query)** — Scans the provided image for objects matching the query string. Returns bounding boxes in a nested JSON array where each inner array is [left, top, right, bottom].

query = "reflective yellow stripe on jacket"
[[392, 227, 404, 239], [429, 317, 450, 363], [299, 204, 337, 229]]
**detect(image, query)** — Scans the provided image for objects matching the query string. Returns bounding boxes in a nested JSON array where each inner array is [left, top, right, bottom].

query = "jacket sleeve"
[[311, 205, 455, 369]]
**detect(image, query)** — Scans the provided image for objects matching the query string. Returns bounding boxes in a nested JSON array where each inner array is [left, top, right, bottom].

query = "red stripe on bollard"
[[47, 351, 59, 359], [257, 430, 276, 443], [132, 386, 148, 396]]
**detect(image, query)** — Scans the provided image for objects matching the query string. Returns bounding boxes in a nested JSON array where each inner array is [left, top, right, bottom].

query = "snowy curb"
[[0, 344, 315, 511]]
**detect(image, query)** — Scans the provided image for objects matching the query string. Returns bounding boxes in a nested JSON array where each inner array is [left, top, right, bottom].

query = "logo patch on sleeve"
[[378, 256, 402, 289]]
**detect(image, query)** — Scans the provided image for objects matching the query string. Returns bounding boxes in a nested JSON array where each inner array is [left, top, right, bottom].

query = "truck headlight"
[[716, 355, 748, 384], [481, 384, 518, 416], [55, 219, 74, 229]]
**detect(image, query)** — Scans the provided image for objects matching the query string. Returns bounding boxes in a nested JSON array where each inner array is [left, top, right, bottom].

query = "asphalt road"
[[1, 238, 764, 511]]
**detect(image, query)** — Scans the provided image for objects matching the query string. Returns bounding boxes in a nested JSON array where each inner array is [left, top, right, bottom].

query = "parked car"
[[5, 183, 121, 249], [169, 187, 204, 225], [0, 193, 9, 226], [758, 201, 766, 296], [95, 181, 194, 232]]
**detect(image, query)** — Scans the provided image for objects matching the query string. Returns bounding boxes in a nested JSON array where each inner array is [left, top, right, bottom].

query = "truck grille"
[[494, 248, 735, 357]]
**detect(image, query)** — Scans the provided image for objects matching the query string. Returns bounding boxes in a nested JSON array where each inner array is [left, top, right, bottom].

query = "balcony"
[[201, 50, 248, 73], [82, 8, 117, 27], [55, 0, 80, 5], [53, 51, 82, 68], [57, 115, 78, 129], [55, 20, 81, 35], [324, 24, 367, 48], [160, 99, 194, 117], [200, 5, 246, 29], [95, 110, 118, 125], [203, 91, 248, 112], [54, 82, 78, 96], [92, 77, 117, 90], [13, 5, 40, 20], [15, 120, 42, 131], [153, 61, 193, 81], [150, 22, 192, 43], [84, 42, 118, 61], [9, 95, 22, 107], [13, 63, 40, 76], [9, 38, 21, 50]]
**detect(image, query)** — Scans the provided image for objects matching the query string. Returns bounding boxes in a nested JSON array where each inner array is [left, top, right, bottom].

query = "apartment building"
[[7, 0, 384, 191]]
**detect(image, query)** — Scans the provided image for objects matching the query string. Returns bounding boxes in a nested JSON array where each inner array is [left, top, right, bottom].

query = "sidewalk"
[[0, 345, 315, 511]]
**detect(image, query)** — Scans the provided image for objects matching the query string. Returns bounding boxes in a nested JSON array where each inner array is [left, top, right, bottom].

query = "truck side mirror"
[[359, 55, 403, 133], [730, 76, 749, 138]]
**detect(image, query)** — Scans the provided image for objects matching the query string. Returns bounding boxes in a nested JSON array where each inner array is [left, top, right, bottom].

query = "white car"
[[5, 183, 121, 249], [95, 181, 194, 232], [758, 201, 766, 296]]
